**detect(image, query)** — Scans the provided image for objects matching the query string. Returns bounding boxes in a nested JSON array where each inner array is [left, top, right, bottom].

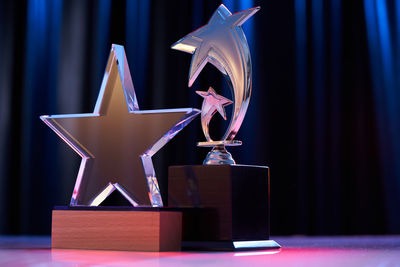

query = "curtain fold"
[[364, 0, 400, 233]]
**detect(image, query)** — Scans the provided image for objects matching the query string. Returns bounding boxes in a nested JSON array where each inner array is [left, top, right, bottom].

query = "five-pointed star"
[[41, 45, 199, 207], [196, 87, 232, 120], [171, 4, 260, 87]]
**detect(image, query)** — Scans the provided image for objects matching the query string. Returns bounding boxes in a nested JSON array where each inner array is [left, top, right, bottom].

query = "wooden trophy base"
[[168, 164, 280, 250], [51, 206, 182, 252]]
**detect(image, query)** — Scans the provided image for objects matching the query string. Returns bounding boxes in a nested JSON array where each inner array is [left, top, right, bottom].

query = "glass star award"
[[171, 4, 259, 165], [168, 5, 281, 250], [41, 44, 199, 207]]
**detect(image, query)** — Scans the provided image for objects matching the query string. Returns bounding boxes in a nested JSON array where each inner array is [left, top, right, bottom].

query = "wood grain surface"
[[52, 210, 182, 251]]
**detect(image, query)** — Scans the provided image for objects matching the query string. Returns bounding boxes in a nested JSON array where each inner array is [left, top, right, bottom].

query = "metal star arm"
[[171, 4, 259, 142]]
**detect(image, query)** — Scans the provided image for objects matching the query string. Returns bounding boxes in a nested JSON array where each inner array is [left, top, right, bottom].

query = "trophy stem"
[[203, 145, 236, 165]]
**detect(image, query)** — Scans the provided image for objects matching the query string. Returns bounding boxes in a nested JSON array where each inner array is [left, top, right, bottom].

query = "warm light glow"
[[171, 43, 196, 53]]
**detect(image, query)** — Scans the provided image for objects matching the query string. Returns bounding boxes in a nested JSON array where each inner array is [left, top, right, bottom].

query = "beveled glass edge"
[[142, 108, 200, 207]]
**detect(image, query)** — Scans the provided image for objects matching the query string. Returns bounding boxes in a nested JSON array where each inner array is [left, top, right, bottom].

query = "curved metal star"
[[171, 4, 260, 142], [196, 87, 232, 142], [41, 45, 199, 207]]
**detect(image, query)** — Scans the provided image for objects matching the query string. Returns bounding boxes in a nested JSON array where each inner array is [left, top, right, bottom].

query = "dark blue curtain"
[[364, 0, 400, 233], [0, 0, 399, 235]]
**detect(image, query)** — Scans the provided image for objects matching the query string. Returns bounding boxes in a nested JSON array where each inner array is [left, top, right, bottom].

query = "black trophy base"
[[168, 164, 280, 250]]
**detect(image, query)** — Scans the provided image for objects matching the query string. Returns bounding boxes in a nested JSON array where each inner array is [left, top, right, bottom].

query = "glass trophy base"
[[51, 206, 182, 251], [168, 164, 278, 250], [202, 145, 236, 165], [182, 240, 281, 251], [197, 142, 241, 165]]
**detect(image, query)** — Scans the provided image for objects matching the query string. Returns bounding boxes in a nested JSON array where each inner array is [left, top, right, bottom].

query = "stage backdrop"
[[0, 0, 399, 235]]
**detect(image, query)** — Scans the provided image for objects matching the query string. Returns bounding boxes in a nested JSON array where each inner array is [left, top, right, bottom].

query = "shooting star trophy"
[[168, 5, 280, 250], [41, 45, 199, 251]]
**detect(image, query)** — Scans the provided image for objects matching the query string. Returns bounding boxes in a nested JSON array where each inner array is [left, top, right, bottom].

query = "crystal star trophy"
[[41, 44, 199, 251], [168, 5, 280, 250]]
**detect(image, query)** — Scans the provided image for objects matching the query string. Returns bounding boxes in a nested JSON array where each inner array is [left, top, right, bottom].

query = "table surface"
[[0, 236, 399, 266]]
